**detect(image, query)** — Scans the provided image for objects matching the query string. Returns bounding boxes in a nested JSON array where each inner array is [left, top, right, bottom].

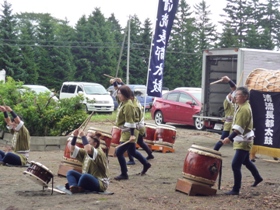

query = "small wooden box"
[[175, 178, 217, 196]]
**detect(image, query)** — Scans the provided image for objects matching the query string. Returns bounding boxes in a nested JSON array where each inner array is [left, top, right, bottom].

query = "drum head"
[[190, 144, 221, 156], [112, 126, 121, 130], [23, 171, 49, 187], [157, 124, 176, 131], [101, 133, 112, 138], [32, 162, 54, 175], [145, 122, 157, 127]]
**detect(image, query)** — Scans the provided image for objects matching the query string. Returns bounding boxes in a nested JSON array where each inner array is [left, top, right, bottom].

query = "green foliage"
[[2, 0, 280, 94], [91, 110, 152, 122], [0, 77, 87, 136]]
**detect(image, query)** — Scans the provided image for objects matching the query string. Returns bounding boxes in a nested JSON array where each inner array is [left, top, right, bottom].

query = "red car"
[[150, 88, 204, 130]]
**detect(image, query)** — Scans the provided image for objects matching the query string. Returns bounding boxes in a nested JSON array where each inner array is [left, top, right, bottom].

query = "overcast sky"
[[6, 0, 226, 28]]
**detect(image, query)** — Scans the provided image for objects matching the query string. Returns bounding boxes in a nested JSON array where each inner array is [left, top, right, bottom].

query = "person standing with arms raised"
[[222, 87, 263, 195], [214, 76, 236, 151]]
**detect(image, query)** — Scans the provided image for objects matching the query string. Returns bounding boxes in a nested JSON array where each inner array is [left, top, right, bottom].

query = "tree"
[[218, 24, 240, 48], [107, 13, 125, 79], [123, 15, 150, 85], [54, 21, 77, 87], [15, 17, 39, 84], [35, 14, 75, 90], [244, 24, 262, 48], [0, 0, 24, 80], [259, 0, 280, 49], [72, 8, 118, 87], [220, 0, 254, 46], [165, 0, 200, 89], [194, 0, 218, 51], [140, 18, 153, 84]]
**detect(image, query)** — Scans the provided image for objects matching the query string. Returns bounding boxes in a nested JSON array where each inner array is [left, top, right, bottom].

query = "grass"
[[91, 110, 152, 122]]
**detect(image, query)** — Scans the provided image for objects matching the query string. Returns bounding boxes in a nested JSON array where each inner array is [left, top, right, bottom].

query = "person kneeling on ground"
[[0, 106, 30, 166], [66, 129, 109, 193]]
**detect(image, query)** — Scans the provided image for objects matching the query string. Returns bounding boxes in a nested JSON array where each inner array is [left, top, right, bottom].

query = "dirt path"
[[0, 120, 280, 210]]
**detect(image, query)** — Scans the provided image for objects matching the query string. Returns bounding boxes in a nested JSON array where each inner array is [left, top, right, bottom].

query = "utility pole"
[[126, 16, 131, 85]]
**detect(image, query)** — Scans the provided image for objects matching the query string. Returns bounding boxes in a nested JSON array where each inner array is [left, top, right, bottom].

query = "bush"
[[0, 77, 88, 136]]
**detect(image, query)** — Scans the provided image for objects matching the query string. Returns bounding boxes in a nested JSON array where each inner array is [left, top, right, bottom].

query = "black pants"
[[128, 134, 152, 162]]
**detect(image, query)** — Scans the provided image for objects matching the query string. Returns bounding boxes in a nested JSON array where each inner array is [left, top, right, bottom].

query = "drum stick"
[[237, 70, 244, 87], [106, 119, 115, 125], [103, 74, 115, 79], [115, 139, 134, 149], [78, 115, 91, 130], [78, 112, 94, 131], [81, 112, 94, 131], [210, 79, 223, 85]]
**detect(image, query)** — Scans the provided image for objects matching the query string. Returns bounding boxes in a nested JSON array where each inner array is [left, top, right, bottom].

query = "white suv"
[[59, 82, 114, 113]]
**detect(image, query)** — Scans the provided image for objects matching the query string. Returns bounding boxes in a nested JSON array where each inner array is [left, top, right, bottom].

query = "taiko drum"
[[24, 161, 54, 187], [144, 123, 157, 144], [183, 144, 222, 186], [111, 126, 122, 145], [245, 68, 280, 92], [64, 135, 84, 160], [100, 133, 112, 149], [88, 127, 112, 152], [154, 124, 176, 144]]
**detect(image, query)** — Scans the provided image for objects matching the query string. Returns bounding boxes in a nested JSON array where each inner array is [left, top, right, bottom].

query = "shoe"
[[70, 186, 79, 194], [251, 159, 256, 162], [273, 157, 278, 161], [126, 160, 136, 165], [251, 178, 263, 187], [65, 183, 70, 190], [225, 190, 239, 195], [140, 163, 151, 175], [114, 174, 129, 180], [78, 187, 85, 193], [146, 154, 154, 160]]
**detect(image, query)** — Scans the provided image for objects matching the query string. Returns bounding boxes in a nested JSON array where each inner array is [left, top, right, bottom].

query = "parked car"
[[150, 88, 204, 130], [60, 82, 114, 113], [107, 84, 154, 111], [162, 87, 170, 95], [20, 85, 59, 101]]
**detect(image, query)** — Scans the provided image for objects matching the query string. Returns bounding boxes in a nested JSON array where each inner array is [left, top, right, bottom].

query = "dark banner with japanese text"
[[147, 0, 179, 97], [250, 90, 280, 149]]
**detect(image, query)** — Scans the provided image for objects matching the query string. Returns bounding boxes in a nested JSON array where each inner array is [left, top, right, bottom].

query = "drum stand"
[[175, 161, 222, 196], [43, 178, 54, 195], [150, 144, 175, 153], [175, 178, 217, 196], [57, 160, 82, 177]]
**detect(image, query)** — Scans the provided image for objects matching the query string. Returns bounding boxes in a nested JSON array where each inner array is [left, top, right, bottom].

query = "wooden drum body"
[[111, 126, 121, 146], [154, 125, 176, 146], [63, 136, 83, 165], [88, 127, 112, 152], [183, 145, 222, 186], [246, 68, 280, 92], [64, 136, 84, 162], [24, 161, 54, 187], [100, 133, 112, 149], [144, 123, 157, 144]]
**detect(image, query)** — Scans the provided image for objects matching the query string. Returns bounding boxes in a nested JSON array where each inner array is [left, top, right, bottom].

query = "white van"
[[59, 82, 114, 113]]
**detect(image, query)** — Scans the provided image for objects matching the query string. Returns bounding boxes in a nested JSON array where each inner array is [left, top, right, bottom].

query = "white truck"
[[194, 48, 280, 133]]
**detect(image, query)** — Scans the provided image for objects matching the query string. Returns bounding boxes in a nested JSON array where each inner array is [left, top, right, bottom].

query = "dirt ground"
[[1, 120, 280, 210]]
